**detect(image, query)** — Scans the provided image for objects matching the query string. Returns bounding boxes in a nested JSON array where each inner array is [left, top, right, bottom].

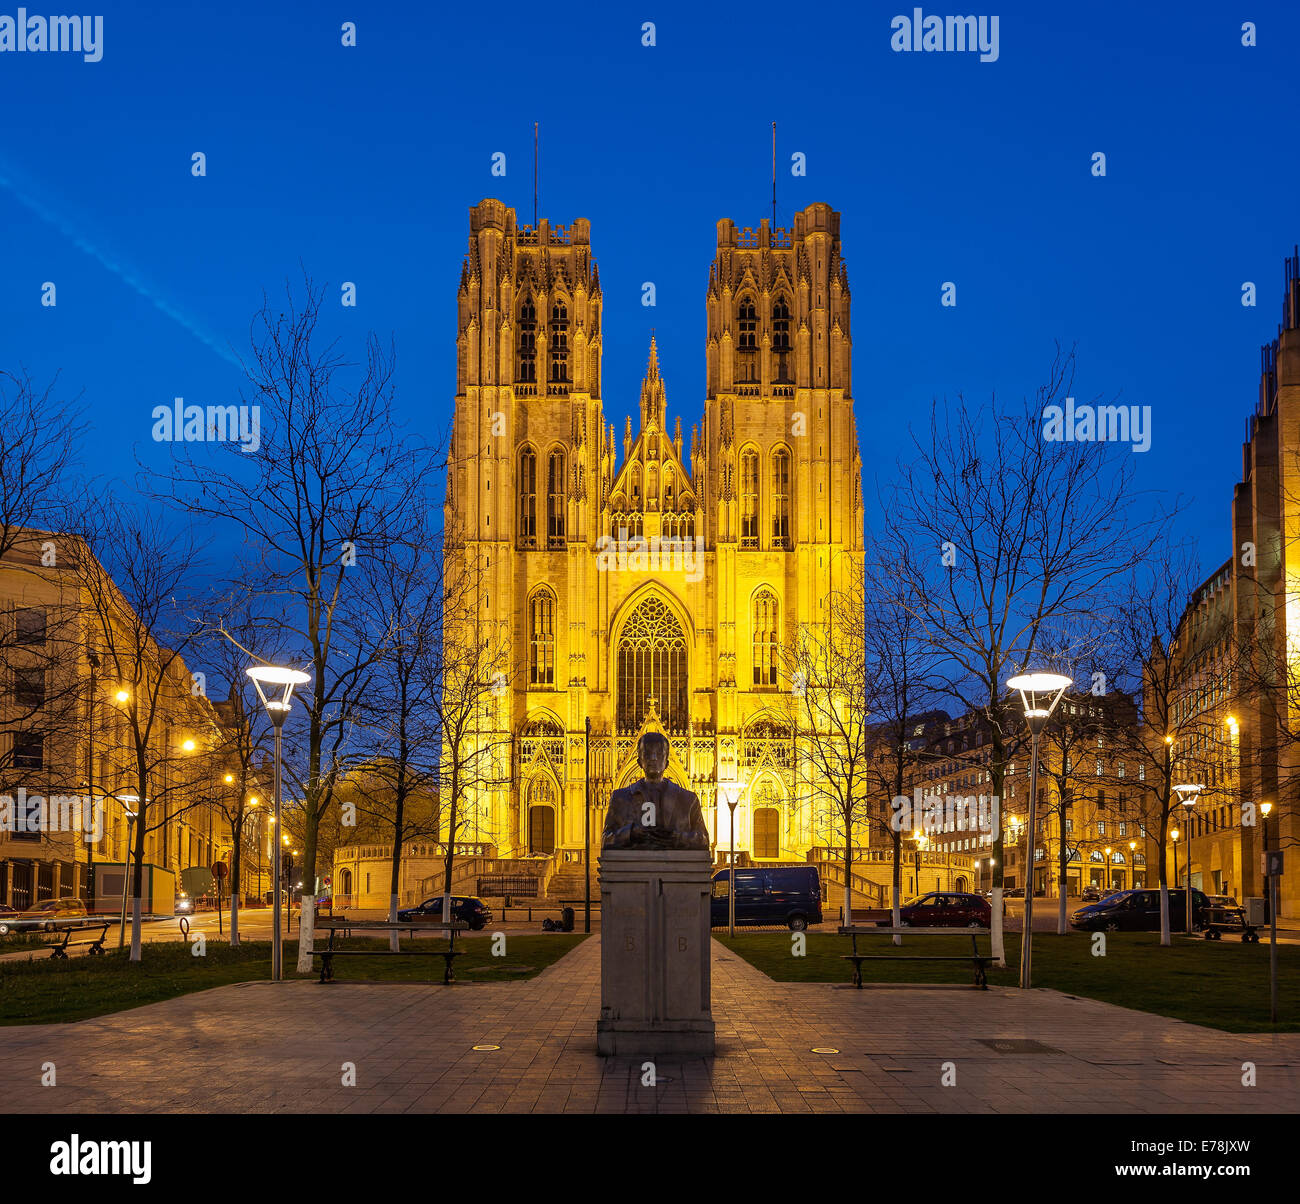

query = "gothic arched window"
[[517, 298, 537, 383], [772, 295, 792, 382], [740, 448, 759, 548], [752, 589, 779, 687], [529, 591, 555, 686], [547, 449, 566, 547], [617, 596, 688, 734], [737, 296, 758, 383], [771, 448, 791, 547], [549, 301, 569, 384], [518, 447, 537, 548]]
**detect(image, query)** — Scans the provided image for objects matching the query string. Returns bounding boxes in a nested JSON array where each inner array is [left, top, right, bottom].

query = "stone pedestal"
[[596, 849, 715, 1057]]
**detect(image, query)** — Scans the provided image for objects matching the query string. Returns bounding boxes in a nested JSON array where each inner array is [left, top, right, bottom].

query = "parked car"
[[396, 895, 492, 930], [1080, 885, 1101, 902], [881, 891, 991, 928], [1070, 887, 1209, 933], [8, 898, 89, 933], [710, 866, 823, 931], [0, 903, 19, 936], [1003, 886, 1025, 899], [175, 892, 194, 915]]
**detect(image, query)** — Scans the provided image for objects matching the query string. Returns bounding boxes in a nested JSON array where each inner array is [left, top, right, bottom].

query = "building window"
[[547, 450, 566, 547], [15, 607, 46, 645], [549, 302, 569, 384], [12, 733, 44, 769], [518, 448, 537, 547], [617, 596, 688, 734], [752, 590, 779, 687], [517, 298, 537, 383], [772, 295, 792, 382], [737, 297, 758, 382], [772, 448, 791, 547], [14, 667, 46, 710], [529, 593, 555, 686], [740, 449, 759, 548]]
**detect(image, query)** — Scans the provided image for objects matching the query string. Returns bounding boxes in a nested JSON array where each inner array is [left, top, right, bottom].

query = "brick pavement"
[[0, 936, 1296, 1113]]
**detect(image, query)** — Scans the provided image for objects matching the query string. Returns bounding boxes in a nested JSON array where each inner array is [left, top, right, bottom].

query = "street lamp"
[[1173, 783, 1204, 934], [1104, 847, 1112, 893], [115, 796, 139, 950], [722, 782, 743, 937], [912, 828, 927, 896], [1170, 827, 1180, 924], [1129, 840, 1137, 888], [1006, 670, 1073, 990], [246, 663, 310, 982]]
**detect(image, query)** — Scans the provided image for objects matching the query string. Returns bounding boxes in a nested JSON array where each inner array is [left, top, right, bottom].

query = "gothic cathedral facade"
[[447, 197, 863, 865]]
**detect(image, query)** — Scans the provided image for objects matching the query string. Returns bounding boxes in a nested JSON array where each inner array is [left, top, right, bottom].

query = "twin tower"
[[447, 198, 864, 865]]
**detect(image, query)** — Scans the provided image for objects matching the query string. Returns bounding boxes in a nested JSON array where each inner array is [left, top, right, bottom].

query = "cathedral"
[[446, 198, 864, 867]]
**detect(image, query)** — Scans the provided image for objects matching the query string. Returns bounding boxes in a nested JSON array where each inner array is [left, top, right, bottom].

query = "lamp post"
[[115, 796, 139, 950], [912, 829, 927, 896], [584, 716, 592, 934], [85, 654, 99, 894], [1170, 827, 1180, 924], [1104, 847, 1112, 893], [1260, 800, 1273, 920], [246, 664, 310, 982], [1006, 670, 1073, 990], [1173, 783, 1204, 934], [1129, 840, 1137, 888], [724, 783, 742, 937]]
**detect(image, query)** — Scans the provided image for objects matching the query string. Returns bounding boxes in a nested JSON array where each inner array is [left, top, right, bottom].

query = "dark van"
[[710, 866, 823, 931], [1070, 887, 1209, 933]]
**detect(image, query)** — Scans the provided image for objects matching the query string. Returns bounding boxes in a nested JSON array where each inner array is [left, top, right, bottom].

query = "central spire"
[[640, 335, 665, 431]]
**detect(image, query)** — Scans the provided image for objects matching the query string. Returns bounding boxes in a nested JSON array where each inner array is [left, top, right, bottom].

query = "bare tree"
[[885, 348, 1148, 964], [777, 559, 873, 926], [75, 505, 209, 961], [859, 557, 943, 937], [420, 520, 514, 921], [351, 520, 443, 948], [155, 278, 432, 970], [1111, 539, 1237, 945]]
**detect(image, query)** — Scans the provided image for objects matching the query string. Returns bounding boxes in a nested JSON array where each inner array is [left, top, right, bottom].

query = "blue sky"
[[2, 0, 1297, 582]]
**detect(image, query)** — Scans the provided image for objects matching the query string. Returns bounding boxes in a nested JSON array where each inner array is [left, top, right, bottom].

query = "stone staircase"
[[545, 864, 590, 902]]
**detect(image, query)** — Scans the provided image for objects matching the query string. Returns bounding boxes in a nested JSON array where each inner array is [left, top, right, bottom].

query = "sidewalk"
[[1, 936, 1296, 1113]]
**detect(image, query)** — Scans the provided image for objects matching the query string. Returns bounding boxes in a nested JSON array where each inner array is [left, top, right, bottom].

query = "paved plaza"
[[1, 937, 1296, 1114]]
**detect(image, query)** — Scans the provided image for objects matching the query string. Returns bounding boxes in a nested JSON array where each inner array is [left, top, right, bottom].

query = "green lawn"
[[0, 933, 588, 1026], [716, 931, 1300, 1033]]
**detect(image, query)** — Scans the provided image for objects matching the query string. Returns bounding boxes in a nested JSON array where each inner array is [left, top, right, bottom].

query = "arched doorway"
[[527, 776, 557, 855], [753, 806, 779, 859], [954, 876, 968, 893], [339, 868, 353, 905]]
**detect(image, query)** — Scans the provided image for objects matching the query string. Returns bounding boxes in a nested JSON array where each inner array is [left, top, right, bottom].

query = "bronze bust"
[[602, 732, 710, 851]]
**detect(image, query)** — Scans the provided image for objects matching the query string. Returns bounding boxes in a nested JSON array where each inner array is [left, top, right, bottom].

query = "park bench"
[[838, 925, 993, 989], [311, 918, 469, 985], [49, 921, 110, 959]]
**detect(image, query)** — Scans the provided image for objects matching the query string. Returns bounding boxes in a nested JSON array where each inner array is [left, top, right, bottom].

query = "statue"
[[601, 732, 710, 851]]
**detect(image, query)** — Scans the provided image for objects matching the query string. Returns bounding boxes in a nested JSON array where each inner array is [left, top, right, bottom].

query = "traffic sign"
[[211, 861, 229, 880], [1266, 849, 1284, 877]]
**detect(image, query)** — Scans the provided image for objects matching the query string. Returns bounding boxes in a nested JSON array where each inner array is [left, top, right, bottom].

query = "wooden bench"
[[838, 925, 993, 989], [311, 918, 469, 984], [49, 922, 110, 960]]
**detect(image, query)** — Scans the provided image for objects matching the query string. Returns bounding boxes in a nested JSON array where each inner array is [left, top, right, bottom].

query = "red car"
[[886, 892, 991, 928]]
